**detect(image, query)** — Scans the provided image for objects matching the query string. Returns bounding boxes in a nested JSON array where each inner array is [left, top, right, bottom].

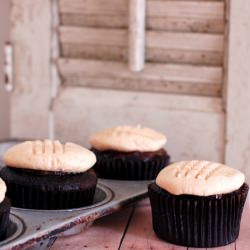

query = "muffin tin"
[[0, 140, 150, 249]]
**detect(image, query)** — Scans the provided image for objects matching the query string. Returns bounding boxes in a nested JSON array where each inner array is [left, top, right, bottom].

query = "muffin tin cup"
[[0, 198, 11, 240], [94, 156, 170, 180], [148, 182, 249, 248], [0, 179, 150, 250]]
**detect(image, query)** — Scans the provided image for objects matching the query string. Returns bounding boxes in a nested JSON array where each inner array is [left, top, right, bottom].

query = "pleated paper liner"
[[7, 184, 96, 209], [0, 197, 10, 240], [0, 168, 97, 209], [148, 182, 249, 248], [93, 150, 170, 180]]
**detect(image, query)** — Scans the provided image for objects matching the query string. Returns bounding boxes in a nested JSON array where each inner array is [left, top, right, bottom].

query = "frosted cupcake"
[[0, 178, 10, 240], [148, 160, 249, 248], [1, 140, 97, 209], [90, 125, 170, 180]]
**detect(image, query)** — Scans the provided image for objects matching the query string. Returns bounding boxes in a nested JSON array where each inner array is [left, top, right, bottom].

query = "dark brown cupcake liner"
[[0, 167, 97, 210], [6, 183, 96, 209], [95, 157, 169, 180], [93, 151, 170, 180], [148, 182, 249, 248], [0, 197, 11, 240]]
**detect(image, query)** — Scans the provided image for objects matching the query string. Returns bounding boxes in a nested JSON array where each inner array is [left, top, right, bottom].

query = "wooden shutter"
[[57, 0, 224, 97]]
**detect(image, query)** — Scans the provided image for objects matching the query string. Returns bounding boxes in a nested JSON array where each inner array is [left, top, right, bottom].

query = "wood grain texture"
[[208, 243, 235, 250], [0, 0, 10, 140], [57, 59, 222, 84], [52, 207, 133, 250], [121, 199, 187, 250], [147, 1, 224, 19], [59, 26, 224, 52], [57, 58, 222, 96], [58, 0, 224, 20], [52, 196, 249, 249], [60, 14, 224, 34], [10, 0, 51, 139], [61, 44, 223, 66], [224, 0, 250, 183], [59, 0, 224, 34], [53, 87, 225, 163], [236, 197, 250, 250]]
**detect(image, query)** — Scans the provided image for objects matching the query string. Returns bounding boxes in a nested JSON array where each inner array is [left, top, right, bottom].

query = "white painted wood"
[[225, 0, 250, 182], [53, 87, 225, 163], [0, 0, 10, 140], [58, 59, 222, 84], [49, 0, 61, 140], [61, 44, 223, 66], [128, 0, 146, 72], [57, 58, 222, 97], [61, 14, 224, 34], [59, 26, 224, 53], [147, 1, 224, 19], [4, 43, 13, 92], [9, 0, 228, 175], [146, 16, 224, 34], [58, 0, 224, 20], [10, 0, 51, 139]]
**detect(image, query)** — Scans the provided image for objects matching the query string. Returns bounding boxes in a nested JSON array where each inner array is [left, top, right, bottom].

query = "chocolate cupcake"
[[148, 160, 249, 248], [0, 178, 10, 240], [1, 140, 97, 209], [90, 125, 170, 180]]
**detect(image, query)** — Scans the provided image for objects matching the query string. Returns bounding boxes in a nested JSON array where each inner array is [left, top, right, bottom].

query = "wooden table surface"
[[52, 196, 250, 250]]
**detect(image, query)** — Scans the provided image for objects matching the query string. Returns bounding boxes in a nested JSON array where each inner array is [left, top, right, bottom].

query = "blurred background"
[[0, 0, 250, 181], [0, 0, 10, 140]]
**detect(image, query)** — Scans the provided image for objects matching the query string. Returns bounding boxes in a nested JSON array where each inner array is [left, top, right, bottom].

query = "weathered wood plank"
[[188, 248, 207, 250], [61, 44, 223, 66], [53, 87, 224, 162], [224, 0, 250, 183], [59, 26, 224, 52], [52, 207, 133, 250], [147, 1, 224, 19], [62, 76, 221, 97], [0, 0, 10, 139], [148, 31, 223, 52], [58, 58, 222, 84], [51, 197, 249, 249], [147, 17, 224, 34], [208, 243, 235, 250], [146, 48, 223, 66], [120, 199, 187, 249], [57, 58, 222, 96], [61, 14, 224, 34], [10, 0, 51, 139], [236, 197, 250, 250], [59, 0, 224, 20]]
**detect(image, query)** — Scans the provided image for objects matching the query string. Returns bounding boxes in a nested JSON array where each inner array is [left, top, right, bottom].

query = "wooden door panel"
[[10, 0, 51, 139], [53, 87, 225, 162]]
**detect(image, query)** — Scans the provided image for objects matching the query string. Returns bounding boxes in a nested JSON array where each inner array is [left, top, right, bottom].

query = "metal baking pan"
[[0, 140, 151, 250]]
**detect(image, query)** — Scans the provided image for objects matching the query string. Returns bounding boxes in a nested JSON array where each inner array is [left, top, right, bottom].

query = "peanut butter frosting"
[[0, 178, 6, 203], [156, 160, 245, 196], [4, 140, 96, 173], [90, 125, 167, 152]]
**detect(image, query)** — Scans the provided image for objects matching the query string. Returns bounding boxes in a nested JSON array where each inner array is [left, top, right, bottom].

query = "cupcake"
[[148, 160, 249, 248], [0, 178, 10, 240], [1, 140, 97, 209], [90, 125, 170, 180]]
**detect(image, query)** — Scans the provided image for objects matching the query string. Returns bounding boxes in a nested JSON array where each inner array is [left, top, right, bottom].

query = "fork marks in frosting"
[[174, 160, 226, 180], [32, 140, 65, 155], [156, 160, 245, 196]]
